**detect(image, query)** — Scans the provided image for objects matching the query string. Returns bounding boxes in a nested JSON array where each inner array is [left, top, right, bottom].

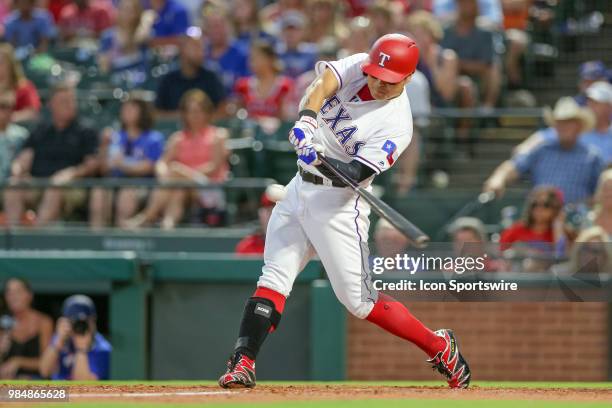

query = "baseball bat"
[[318, 155, 430, 248]]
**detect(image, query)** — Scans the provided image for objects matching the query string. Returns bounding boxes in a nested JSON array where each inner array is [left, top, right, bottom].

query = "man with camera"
[[39, 295, 111, 380]]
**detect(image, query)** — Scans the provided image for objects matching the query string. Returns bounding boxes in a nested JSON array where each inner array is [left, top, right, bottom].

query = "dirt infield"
[[63, 384, 612, 404]]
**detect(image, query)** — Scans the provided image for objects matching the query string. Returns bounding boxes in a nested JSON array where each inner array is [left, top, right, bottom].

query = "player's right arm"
[[288, 68, 339, 151]]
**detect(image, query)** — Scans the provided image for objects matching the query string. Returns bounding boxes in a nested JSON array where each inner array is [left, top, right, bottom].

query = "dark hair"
[[122, 93, 155, 131], [49, 82, 75, 99], [250, 41, 283, 73], [522, 186, 563, 228], [3, 277, 32, 296]]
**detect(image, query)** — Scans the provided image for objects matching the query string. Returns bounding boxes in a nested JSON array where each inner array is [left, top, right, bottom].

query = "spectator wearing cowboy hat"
[[484, 96, 604, 204]]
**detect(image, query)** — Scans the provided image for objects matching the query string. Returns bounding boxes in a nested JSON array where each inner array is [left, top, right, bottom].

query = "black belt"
[[299, 167, 346, 187]]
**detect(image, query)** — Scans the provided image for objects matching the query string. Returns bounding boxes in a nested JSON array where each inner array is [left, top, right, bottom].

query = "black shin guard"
[[234, 297, 282, 359]]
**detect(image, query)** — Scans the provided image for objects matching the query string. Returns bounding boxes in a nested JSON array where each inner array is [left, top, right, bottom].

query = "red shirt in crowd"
[[499, 221, 554, 251], [234, 76, 293, 119], [14, 80, 41, 113], [235, 233, 265, 255], [58, 0, 115, 38], [48, 0, 71, 21]]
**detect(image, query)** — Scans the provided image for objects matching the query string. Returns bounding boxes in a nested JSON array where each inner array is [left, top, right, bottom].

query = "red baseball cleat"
[[218, 352, 256, 389], [427, 329, 471, 389]]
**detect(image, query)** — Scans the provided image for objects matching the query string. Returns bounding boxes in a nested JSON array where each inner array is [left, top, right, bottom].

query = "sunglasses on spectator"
[[0, 102, 14, 110], [532, 200, 558, 209]]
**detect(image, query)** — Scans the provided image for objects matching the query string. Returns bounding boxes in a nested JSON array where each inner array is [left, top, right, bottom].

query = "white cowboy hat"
[[543, 96, 595, 131]]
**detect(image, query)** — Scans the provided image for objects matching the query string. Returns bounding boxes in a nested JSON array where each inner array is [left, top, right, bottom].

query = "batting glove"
[[289, 113, 318, 151], [298, 143, 324, 166]]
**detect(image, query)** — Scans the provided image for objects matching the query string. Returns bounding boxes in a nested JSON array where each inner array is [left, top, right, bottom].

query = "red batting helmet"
[[361, 33, 419, 84]]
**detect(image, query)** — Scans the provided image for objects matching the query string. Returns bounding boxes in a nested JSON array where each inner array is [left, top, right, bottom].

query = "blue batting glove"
[[298, 143, 323, 166], [289, 115, 318, 150]]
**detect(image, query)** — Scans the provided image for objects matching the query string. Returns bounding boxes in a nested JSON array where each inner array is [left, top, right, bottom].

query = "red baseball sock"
[[366, 293, 445, 358], [253, 287, 286, 332]]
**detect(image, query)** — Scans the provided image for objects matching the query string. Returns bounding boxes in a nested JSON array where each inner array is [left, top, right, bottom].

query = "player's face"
[[366, 74, 408, 100]]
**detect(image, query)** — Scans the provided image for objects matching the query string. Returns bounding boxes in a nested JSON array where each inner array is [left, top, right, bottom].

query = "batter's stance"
[[219, 34, 471, 389]]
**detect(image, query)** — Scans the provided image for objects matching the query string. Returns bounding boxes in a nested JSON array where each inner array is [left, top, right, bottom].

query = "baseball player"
[[218, 34, 471, 389]]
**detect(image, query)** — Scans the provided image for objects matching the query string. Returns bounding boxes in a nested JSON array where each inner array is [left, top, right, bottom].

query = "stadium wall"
[[348, 302, 611, 381]]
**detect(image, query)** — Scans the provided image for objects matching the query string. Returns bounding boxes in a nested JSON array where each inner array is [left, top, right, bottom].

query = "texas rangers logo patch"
[[382, 140, 398, 165], [378, 52, 391, 67]]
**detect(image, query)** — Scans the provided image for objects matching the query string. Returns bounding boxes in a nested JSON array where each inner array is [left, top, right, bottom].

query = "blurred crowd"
[[0, 0, 609, 248], [0, 278, 110, 380]]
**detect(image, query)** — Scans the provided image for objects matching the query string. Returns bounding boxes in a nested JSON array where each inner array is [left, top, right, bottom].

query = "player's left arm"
[[299, 67, 339, 114], [289, 68, 340, 151]]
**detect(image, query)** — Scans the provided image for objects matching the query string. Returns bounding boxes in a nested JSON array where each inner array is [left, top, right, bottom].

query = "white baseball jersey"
[[300, 53, 414, 184], [258, 53, 414, 319]]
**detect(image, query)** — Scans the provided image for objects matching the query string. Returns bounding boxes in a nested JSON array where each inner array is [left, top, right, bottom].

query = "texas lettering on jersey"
[[320, 95, 364, 156]]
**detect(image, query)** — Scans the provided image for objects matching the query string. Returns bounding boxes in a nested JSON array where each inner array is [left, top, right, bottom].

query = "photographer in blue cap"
[[39, 295, 111, 380]]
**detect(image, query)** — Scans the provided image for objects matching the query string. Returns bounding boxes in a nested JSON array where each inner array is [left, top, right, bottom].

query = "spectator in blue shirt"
[[581, 81, 612, 163], [3, 0, 56, 54], [98, 0, 154, 89], [440, 0, 502, 108], [39, 295, 111, 381], [202, 5, 250, 95], [150, 0, 189, 47], [515, 83, 612, 162], [90, 93, 164, 228], [433, 0, 503, 28], [484, 97, 604, 204], [276, 11, 318, 78]]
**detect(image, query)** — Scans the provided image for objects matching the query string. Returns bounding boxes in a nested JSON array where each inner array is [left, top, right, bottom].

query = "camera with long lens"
[[71, 318, 89, 335]]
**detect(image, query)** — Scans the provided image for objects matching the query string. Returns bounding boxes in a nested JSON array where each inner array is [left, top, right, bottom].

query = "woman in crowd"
[[0, 43, 40, 122], [500, 186, 564, 254], [0, 278, 53, 379], [89, 93, 165, 229], [552, 226, 612, 275], [234, 41, 294, 122], [128, 89, 229, 229], [585, 168, 612, 236], [98, 0, 154, 88]]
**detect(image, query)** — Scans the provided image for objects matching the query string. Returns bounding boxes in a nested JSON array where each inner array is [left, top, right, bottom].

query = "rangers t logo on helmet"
[[378, 52, 391, 67], [362, 33, 419, 83]]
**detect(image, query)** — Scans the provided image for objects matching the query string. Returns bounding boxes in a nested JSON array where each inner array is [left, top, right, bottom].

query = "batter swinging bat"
[[318, 155, 430, 248]]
